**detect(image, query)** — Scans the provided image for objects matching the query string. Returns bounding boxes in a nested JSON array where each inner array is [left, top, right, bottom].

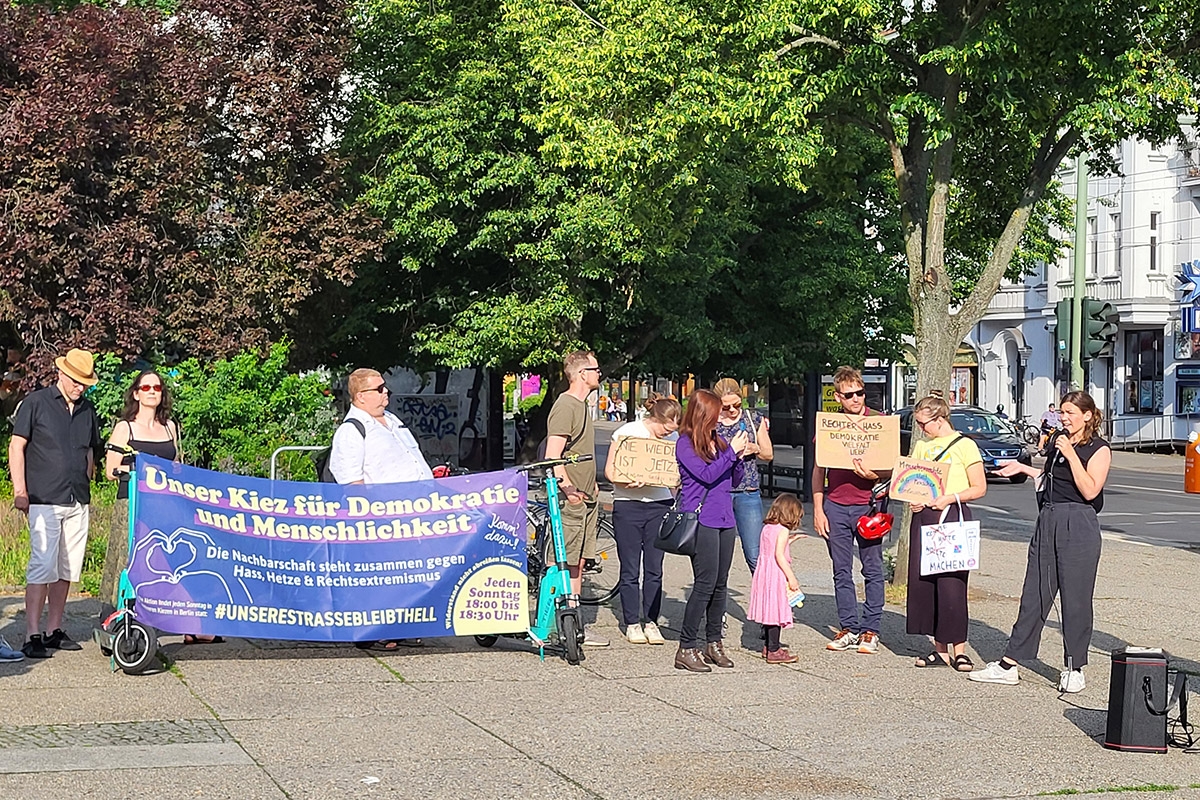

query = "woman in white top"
[[604, 398, 682, 645]]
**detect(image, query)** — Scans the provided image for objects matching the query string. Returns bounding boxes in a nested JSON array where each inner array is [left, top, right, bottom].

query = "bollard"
[[1186, 432, 1200, 494]]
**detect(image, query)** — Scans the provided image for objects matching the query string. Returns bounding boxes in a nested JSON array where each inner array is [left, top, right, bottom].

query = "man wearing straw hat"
[[8, 348, 101, 659]]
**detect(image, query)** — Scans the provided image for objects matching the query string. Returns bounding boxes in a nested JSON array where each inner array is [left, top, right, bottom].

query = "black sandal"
[[914, 651, 949, 668], [952, 654, 974, 672]]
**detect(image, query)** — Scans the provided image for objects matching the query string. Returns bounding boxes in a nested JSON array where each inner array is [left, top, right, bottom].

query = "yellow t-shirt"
[[912, 435, 982, 496]]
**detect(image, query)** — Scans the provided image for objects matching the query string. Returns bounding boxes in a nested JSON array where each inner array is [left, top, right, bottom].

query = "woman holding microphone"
[[970, 391, 1111, 693]]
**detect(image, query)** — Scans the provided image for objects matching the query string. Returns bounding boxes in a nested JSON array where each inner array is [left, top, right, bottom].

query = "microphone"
[[1041, 424, 1067, 457]]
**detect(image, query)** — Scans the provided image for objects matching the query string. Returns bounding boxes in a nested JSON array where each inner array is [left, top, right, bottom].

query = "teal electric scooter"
[[93, 446, 160, 674], [474, 454, 592, 665]]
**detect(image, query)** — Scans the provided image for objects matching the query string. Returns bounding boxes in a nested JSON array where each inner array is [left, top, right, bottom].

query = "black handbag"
[[654, 487, 710, 557]]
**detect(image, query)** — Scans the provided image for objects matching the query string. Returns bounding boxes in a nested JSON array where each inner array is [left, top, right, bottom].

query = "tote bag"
[[919, 498, 981, 576]]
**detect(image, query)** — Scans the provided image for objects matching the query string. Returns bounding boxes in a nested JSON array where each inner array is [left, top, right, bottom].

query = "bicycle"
[[473, 453, 594, 665], [1014, 416, 1042, 446], [525, 500, 618, 606]]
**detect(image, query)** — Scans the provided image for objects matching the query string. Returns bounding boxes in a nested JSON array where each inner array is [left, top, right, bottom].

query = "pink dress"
[[747, 523, 794, 628]]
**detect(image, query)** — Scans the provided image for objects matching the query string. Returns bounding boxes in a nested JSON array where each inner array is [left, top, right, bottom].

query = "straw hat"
[[54, 348, 98, 386]]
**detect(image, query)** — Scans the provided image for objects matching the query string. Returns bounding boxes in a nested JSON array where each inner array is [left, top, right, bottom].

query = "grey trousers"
[[1004, 502, 1102, 668]]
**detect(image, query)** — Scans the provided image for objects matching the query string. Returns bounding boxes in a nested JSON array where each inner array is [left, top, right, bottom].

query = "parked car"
[[897, 405, 1033, 483]]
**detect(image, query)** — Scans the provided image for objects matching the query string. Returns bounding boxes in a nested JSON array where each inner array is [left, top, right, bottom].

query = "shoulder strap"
[[932, 434, 965, 462], [343, 418, 366, 437]]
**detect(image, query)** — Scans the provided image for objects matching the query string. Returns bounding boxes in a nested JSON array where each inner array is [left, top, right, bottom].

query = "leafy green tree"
[[506, 0, 1200, 580], [86, 342, 337, 478], [343, 0, 910, 383]]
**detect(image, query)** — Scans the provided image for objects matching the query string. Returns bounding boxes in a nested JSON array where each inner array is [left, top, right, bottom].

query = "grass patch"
[[0, 481, 117, 595], [884, 581, 907, 606], [1039, 785, 1186, 796]]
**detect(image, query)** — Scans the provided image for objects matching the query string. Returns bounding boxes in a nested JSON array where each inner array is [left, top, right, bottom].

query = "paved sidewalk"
[[2, 520, 1199, 799]]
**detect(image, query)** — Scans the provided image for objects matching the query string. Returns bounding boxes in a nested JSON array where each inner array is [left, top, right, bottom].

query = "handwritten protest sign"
[[610, 437, 680, 488], [888, 457, 950, 504], [814, 413, 900, 471]]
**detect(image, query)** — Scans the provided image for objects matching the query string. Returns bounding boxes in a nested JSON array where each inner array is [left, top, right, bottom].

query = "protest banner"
[[610, 437, 680, 487], [813, 412, 900, 470], [127, 455, 528, 641], [889, 457, 950, 504]]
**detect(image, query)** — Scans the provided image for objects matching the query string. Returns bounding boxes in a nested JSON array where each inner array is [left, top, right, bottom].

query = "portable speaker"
[[1104, 647, 1167, 753]]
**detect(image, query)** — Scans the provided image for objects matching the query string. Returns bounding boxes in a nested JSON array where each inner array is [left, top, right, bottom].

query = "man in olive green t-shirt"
[[544, 349, 607, 647]]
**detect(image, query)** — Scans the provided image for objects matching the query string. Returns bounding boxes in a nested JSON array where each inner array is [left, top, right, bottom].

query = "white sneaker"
[[968, 660, 1020, 685], [825, 629, 859, 651], [582, 631, 609, 648], [625, 624, 647, 645], [1059, 669, 1085, 693], [856, 631, 880, 654], [0, 636, 25, 663], [642, 622, 666, 646]]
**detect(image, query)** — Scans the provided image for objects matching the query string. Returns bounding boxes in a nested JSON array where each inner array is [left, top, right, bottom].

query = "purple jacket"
[[675, 433, 744, 529]]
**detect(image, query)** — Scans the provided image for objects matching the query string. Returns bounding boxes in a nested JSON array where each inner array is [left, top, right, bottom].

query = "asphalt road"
[[973, 462, 1200, 549]]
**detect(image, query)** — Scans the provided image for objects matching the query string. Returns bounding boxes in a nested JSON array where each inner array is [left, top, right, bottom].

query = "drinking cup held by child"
[[747, 493, 805, 664]]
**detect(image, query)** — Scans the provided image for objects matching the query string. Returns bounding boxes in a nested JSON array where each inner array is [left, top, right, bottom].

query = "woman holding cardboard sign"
[[906, 395, 987, 672], [605, 398, 683, 645]]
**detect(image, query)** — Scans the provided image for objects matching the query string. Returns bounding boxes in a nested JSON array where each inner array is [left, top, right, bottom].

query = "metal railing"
[[1105, 414, 1200, 450], [270, 445, 325, 481]]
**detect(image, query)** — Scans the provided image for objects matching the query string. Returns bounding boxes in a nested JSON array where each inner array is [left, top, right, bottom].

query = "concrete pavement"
[[3, 499, 1200, 799]]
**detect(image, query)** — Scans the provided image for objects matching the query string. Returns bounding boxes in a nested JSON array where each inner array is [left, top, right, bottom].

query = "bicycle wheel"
[[579, 512, 619, 606], [1022, 424, 1040, 446], [534, 507, 618, 606]]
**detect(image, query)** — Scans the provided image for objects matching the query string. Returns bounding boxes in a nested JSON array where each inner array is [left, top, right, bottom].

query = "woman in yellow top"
[[907, 395, 987, 671]]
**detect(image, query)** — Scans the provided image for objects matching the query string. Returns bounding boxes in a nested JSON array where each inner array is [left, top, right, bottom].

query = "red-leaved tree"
[[0, 0, 383, 379]]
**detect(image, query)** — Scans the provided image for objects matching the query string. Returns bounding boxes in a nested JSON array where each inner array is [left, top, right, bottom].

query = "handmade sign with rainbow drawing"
[[889, 457, 950, 504]]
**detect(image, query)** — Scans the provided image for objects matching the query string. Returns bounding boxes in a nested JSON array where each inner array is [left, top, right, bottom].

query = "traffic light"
[[1055, 299, 1072, 357], [1081, 297, 1118, 359]]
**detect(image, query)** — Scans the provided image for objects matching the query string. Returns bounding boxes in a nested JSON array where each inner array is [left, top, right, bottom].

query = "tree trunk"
[[892, 276, 960, 586]]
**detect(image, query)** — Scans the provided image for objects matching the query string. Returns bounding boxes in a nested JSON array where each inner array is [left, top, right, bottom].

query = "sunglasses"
[[138, 384, 163, 393], [362, 383, 389, 394], [721, 403, 741, 412], [838, 389, 866, 399], [580, 366, 602, 374]]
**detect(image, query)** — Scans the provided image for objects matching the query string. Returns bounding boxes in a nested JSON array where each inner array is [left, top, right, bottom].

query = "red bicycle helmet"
[[856, 511, 894, 540]]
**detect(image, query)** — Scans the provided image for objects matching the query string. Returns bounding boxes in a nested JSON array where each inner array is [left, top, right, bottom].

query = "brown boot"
[[674, 647, 711, 673], [766, 647, 799, 664], [703, 641, 735, 668]]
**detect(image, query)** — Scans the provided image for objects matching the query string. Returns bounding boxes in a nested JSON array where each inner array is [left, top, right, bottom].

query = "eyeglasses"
[[362, 384, 389, 394], [838, 389, 866, 399], [62, 373, 85, 388], [721, 403, 741, 412], [138, 384, 163, 393], [916, 416, 943, 430], [580, 366, 602, 374]]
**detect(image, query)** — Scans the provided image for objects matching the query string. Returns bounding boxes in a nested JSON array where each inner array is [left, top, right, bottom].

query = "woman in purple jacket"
[[673, 389, 749, 673]]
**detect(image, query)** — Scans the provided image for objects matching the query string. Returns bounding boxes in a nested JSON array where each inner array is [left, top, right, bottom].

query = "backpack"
[[314, 418, 367, 482]]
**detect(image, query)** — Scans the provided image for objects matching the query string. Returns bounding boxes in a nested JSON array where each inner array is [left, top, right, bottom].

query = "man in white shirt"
[[331, 368, 433, 650], [330, 369, 433, 485]]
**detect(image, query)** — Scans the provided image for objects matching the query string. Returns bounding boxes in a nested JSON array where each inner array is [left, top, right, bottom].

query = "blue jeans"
[[824, 500, 884, 635], [732, 491, 765, 573]]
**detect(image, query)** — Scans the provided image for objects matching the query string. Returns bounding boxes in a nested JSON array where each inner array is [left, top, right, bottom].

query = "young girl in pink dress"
[[747, 493, 804, 664]]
